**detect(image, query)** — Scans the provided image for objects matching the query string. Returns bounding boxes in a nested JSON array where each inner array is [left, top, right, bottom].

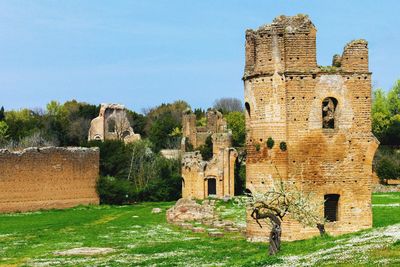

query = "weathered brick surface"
[[243, 15, 379, 241], [0, 147, 99, 213], [182, 109, 228, 149]]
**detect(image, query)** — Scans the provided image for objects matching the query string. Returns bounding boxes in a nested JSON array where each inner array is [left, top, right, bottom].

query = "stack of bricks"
[[243, 14, 379, 241], [0, 147, 99, 213]]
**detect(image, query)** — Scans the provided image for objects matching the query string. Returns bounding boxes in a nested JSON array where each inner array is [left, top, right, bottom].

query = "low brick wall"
[[0, 147, 100, 213]]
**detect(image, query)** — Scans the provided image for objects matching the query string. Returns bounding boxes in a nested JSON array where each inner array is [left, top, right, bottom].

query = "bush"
[[376, 157, 400, 183], [97, 176, 135, 205], [266, 137, 275, 149], [88, 139, 182, 204], [136, 158, 182, 201], [85, 140, 131, 178]]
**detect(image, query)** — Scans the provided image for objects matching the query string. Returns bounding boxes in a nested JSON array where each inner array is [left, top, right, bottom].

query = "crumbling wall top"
[[344, 39, 368, 51], [247, 14, 315, 35], [0, 146, 99, 156]]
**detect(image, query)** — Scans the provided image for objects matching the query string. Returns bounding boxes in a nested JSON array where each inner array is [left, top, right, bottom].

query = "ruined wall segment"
[[181, 109, 237, 199], [182, 109, 228, 150], [0, 147, 99, 213], [88, 103, 141, 144], [244, 14, 379, 241]]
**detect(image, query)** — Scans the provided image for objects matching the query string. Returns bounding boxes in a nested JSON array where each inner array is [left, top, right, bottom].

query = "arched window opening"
[[182, 178, 185, 188], [245, 102, 251, 117], [324, 194, 340, 222], [107, 118, 116, 133], [322, 97, 338, 129]]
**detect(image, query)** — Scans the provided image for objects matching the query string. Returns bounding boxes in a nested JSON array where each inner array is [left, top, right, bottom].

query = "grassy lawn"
[[0, 193, 399, 266]]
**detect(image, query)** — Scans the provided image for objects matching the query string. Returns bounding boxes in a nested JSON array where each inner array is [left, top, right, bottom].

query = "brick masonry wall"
[[244, 15, 379, 241], [182, 148, 237, 199], [0, 147, 99, 213]]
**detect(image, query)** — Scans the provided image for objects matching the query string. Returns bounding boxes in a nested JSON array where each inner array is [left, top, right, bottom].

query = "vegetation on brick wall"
[[279, 141, 287, 151], [266, 137, 275, 149], [198, 135, 213, 161]]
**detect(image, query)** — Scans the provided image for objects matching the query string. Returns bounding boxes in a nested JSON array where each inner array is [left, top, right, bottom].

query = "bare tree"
[[213, 97, 244, 114], [111, 111, 132, 141], [246, 180, 326, 255]]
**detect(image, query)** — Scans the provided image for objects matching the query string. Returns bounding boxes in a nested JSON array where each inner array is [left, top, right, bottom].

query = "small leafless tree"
[[111, 111, 132, 141], [213, 97, 243, 114], [245, 180, 326, 255]]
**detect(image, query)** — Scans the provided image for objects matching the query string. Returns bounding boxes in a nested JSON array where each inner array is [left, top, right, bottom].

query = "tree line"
[[0, 97, 245, 204], [372, 80, 400, 182]]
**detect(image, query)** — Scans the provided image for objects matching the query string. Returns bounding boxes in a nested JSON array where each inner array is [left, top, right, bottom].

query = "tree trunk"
[[250, 208, 282, 255], [269, 220, 281, 255], [317, 223, 325, 236]]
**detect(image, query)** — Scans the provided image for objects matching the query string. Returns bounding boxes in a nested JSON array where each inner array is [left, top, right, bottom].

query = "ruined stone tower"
[[244, 14, 379, 241]]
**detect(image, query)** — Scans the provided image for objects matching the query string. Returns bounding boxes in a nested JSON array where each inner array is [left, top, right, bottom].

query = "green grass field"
[[1, 193, 399, 266]]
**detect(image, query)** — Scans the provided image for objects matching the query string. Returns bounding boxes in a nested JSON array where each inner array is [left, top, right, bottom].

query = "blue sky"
[[0, 0, 399, 113]]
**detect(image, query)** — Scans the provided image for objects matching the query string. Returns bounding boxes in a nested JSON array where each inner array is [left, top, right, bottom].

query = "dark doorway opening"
[[207, 178, 216, 196], [324, 194, 340, 222]]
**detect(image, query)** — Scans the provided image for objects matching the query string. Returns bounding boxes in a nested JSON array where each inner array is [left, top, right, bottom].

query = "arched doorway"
[[207, 178, 216, 196]]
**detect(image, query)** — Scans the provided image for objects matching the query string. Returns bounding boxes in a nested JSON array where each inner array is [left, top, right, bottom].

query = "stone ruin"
[[244, 14, 379, 241], [88, 103, 141, 144], [181, 109, 238, 199], [166, 198, 245, 236], [181, 109, 228, 150], [0, 147, 99, 213]]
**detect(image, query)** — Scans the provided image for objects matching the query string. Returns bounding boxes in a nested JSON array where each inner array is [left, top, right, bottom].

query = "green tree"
[[387, 80, 400, 115], [5, 109, 42, 141], [198, 135, 213, 160], [376, 157, 400, 183], [148, 112, 180, 152], [385, 115, 400, 146], [126, 110, 147, 137], [0, 106, 5, 121], [144, 100, 190, 136], [372, 88, 390, 140], [44, 101, 70, 146], [0, 121, 9, 145], [225, 111, 245, 147]]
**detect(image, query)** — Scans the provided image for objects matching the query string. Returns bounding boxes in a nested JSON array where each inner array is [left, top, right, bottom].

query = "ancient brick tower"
[[243, 14, 379, 241]]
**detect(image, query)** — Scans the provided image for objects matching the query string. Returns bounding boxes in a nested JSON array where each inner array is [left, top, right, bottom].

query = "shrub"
[[255, 143, 261, 152], [88, 139, 182, 204], [376, 157, 400, 183], [85, 140, 131, 178], [266, 137, 275, 149], [96, 176, 135, 205]]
